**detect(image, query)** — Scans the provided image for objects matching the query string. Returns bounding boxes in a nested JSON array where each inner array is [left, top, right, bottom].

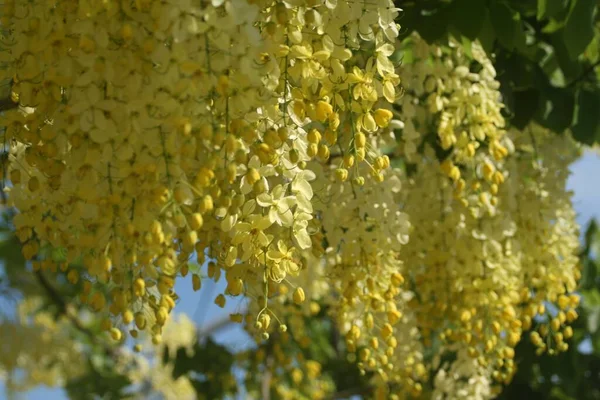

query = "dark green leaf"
[[572, 89, 600, 145], [478, 11, 497, 54], [534, 85, 575, 132], [415, 8, 451, 43], [550, 30, 584, 80], [449, 0, 487, 40], [512, 89, 541, 129], [65, 360, 132, 400], [538, 0, 570, 20], [563, 0, 597, 60], [490, 1, 518, 50]]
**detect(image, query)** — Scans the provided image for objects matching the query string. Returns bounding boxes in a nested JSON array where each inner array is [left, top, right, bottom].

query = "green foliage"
[[399, 0, 600, 144], [164, 337, 237, 400], [65, 360, 132, 400]]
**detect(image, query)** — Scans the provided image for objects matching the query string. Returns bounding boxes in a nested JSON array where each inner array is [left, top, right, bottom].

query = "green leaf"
[[490, 1, 518, 50], [572, 89, 600, 145], [550, 30, 584, 80], [65, 360, 132, 400], [511, 89, 541, 129], [478, 11, 497, 54], [419, 10, 451, 43], [461, 35, 473, 59], [449, 0, 487, 40], [562, 0, 597, 60], [534, 85, 575, 132], [538, 0, 569, 20]]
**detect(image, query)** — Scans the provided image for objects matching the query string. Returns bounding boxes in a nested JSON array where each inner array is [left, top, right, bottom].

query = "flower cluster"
[[1, 0, 401, 342], [397, 35, 509, 211], [0, 2, 585, 399]]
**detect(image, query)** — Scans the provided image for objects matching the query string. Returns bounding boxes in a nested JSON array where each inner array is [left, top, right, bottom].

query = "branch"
[[34, 270, 115, 356], [567, 60, 600, 87]]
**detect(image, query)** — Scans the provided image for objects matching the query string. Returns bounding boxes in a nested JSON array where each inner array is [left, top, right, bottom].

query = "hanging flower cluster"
[[1, 0, 401, 343], [397, 36, 509, 212], [0, 2, 585, 399]]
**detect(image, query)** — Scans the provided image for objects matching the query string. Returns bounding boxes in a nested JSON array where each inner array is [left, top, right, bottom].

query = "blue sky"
[[4, 150, 600, 400]]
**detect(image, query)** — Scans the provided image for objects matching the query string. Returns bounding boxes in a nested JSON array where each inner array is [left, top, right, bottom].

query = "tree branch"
[[34, 270, 116, 357], [567, 60, 600, 88]]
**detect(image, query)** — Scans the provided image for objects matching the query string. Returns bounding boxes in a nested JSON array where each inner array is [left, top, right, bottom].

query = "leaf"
[[461, 35, 473, 59], [538, 0, 569, 20], [584, 219, 599, 252], [534, 85, 575, 132], [478, 11, 497, 54], [511, 89, 541, 129], [65, 360, 132, 400], [415, 8, 451, 43], [550, 30, 584, 80], [572, 89, 600, 145], [449, 0, 487, 40], [562, 0, 597, 60], [490, 1, 518, 50]]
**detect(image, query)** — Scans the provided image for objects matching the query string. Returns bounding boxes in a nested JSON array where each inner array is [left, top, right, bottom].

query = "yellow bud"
[[324, 129, 337, 145], [354, 132, 366, 148], [259, 313, 271, 330], [370, 337, 379, 350], [335, 168, 348, 182], [307, 143, 318, 158], [387, 310, 402, 325], [215, 294, 226, 308], [133, 278, 146, 297], [566, 309, 578, 323], [440, 159, 454, 176], [343, 154, 355, 168], [293, 287, 305, 304], [318, 144, 330, 160], [315, 100, 333, 122], [355, 148, 365, 162], [230, 313, 243, 323], [482, 162, 495, 181], [188, 213, 203, 231], [227, 278, 244, 296], [381, 323, 393, 339], [135, 313, 147, 330], [563, 326, 573, 339], [460, 310, 472, 323], [307, 129, 322, 144], [245, 168, 261, 185], [156, 306, 169, 325], [373, 108, 393, 128], [557, 295, 570, 310], [391, 273, 404, 286], [192, 274, 202, 291], [123, 309, 134, 324], [110, 328, 122, 341]]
